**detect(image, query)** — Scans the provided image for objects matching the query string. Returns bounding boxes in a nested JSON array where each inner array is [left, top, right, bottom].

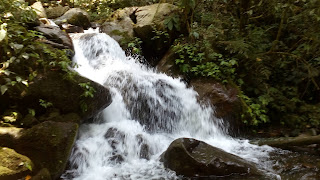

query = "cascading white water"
[[62, 31, 279, 180]]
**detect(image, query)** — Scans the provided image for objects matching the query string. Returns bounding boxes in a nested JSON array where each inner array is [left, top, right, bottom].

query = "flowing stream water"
[[62, 31, 280, 180]]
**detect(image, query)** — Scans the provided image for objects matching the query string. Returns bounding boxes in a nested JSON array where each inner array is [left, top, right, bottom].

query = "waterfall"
[[62, 31, 278, 180]]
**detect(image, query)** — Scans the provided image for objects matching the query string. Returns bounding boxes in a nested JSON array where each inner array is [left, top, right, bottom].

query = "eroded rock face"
[[191, 78, 243, 134], [0, 147, 34, 180], [54, 8, 91, 29], [161, 138, 262, 178], [15, 121, 78, 180]]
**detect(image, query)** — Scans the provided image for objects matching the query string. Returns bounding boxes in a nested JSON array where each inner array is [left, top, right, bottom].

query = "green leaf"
[[16, 76, 22, 82], [167, 21, 173, 31], [1, 85, 8, 95]]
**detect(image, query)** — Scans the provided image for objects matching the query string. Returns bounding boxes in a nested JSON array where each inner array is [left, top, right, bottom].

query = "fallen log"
[[251, 134, 320, 149]]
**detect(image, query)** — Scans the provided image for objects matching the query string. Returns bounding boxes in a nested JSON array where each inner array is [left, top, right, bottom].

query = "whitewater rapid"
[[62, 31, 278, 180]]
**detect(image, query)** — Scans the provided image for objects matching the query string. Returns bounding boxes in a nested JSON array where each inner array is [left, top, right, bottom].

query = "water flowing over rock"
[[62, 31, 278, 180], [161, 138, 262, 178]]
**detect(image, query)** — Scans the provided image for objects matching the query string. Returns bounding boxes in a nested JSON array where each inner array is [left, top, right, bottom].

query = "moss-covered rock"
[[21, 70, 112, 121], [100, 7, 137, 48], [54, 8, 91, 29], [0, 147, 34, 180], [133, 3, 179, 61], [46, 5, 70, 19], [14, 121, 78, 179]]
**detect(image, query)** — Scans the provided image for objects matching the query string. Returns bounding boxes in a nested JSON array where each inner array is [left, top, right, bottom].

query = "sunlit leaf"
[[1, 85, 8, 95]]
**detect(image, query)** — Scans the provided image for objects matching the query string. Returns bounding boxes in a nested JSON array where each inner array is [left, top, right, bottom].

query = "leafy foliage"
[[0, 0, 75, 121], [170, 0, 320, 129]]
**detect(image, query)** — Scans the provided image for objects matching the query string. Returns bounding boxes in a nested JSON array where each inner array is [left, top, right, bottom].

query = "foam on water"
[[62, 31, 279, 180]]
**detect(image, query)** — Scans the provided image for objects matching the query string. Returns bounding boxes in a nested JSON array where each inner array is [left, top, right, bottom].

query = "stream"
[[61, 30, 319, 180]]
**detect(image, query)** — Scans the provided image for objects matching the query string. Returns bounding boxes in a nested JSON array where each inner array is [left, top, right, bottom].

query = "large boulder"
[[14, 121, 78, 179], [46, 5, 70, 19], [0, 147, 34, 180], [161, 138, 262, 178], [100, 7, 137, 47], [31, 2, 47, 18], [23, 71, 112, 120], [35, 25, 73, 50], [54, 8, 91, 29], [133, 3, 179, 62], [190, 78, 243, 134]]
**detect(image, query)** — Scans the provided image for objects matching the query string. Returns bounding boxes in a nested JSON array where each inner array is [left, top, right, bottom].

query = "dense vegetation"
[[1, 0, 320, 132], [170, 0, 320, 131], [0, 0, 73, 122]]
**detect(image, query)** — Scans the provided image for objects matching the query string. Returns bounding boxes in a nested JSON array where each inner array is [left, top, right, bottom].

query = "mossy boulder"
[[46, 5, 70, 19], [54, 8, 91, 29], [22, 70, 112, 121], [0, 147, 34, 180], [133, 3, 179, 61], [161, 138, 262, 178], [14, 121, 78, 179], [100, 7, 137, 48]]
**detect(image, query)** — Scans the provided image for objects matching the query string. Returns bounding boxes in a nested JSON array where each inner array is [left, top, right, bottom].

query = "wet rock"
[[100, 7, 137, 47], [35, 25, 73, 50], [136, 134, 150, 160], [46, 5, 70, 19], [14, 121, 78, 179], [30, 168, 51, 180], [109, 154, 124, 163], [190, 78, 243, 134], [31, 2, 47, 18], [161, 138, 262, 178], [0, 147, 34, 180], [61, 24, 84, 33], [54, 8, 91, 29], [23, 71, 112, 120], [139, 144, 150, 160]]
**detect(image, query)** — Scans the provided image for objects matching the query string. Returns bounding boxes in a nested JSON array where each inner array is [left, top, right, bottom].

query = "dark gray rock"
[[161, 138, 262, 178], [35, 25, 73, 50]]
